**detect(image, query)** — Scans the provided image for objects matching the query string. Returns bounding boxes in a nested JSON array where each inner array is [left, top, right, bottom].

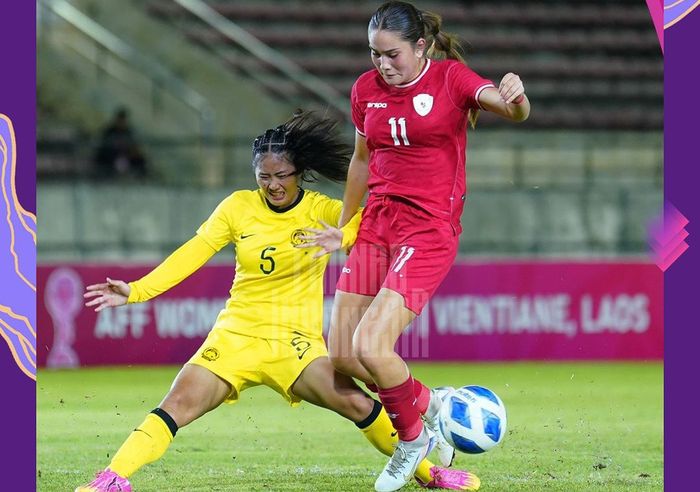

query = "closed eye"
[[370, 50, 398, 58]]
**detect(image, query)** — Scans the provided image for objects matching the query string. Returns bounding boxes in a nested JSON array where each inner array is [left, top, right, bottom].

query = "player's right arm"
[[339, 132, 369, 227], [84, 236, 217, 311], [84, 192, 240, 311]]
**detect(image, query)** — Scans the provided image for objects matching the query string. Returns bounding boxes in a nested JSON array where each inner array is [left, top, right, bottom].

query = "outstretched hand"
[[84, 277, 131, 312], [295, 220, 343, 258], [498, 72, 525, 104]]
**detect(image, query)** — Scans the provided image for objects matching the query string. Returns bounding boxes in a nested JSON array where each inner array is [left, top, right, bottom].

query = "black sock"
[[150, 407, 179, 437], [355, 399, 383, 429]]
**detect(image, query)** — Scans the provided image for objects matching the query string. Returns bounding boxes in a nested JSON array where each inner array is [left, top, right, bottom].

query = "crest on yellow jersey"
[[201, 347, 220, 362], [290, 229, 308, 246]]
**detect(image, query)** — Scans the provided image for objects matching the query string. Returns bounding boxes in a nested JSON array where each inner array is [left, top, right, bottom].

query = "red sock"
[[366, 382, 379, 393], [378, 376, 424, 441], [413, 378, 431, 415]]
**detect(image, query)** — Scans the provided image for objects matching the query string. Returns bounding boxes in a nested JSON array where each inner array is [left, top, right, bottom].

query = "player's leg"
[[329, 291, 437, 419], [352, 288, 441, 491], [76, 328, 249, 491], [290, 357, 441, 486], [112, 363, 231, 474], [363, 209, 461, 490], [75, 364, 231, 492], [291, 357, 478, 490], [355, 288, 424, 436], [331, 239, 389, 386], [327, 289, 375, 384]]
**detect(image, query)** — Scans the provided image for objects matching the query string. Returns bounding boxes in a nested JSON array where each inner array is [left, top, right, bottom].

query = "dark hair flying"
[[252, 111, 351, 183]]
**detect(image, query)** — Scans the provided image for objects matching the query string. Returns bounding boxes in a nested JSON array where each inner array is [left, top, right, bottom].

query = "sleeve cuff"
[[127, 282, 140, 303], [474, 83, 496, 111]]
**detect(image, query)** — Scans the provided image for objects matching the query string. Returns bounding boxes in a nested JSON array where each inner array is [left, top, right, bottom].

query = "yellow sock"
[[358, 404, 435, 483], [108, 413, 174, 478]]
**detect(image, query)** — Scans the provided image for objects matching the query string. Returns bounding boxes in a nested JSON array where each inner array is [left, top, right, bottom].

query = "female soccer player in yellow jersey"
[[76, 111, 478, 492]]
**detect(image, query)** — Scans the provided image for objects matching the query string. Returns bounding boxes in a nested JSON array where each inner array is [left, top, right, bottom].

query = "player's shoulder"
[[440, 59, 463, 69], [219, 189, 261, 209], [302, 189, 334, 206], [441, 59, 487, 83], [301, 190, 340, 215], [353, 68, 383, 94], [355, 67, 379, 85], [433, 58, 470, 76]]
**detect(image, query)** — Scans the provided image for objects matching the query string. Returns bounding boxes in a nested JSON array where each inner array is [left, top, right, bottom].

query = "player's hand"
[[498, 72, 525, 104], [296, 220, 343, 258], [84, 277, 131, 312]]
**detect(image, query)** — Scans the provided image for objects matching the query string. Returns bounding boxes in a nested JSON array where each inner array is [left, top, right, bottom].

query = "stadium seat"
[[146, 0, 662, 130]]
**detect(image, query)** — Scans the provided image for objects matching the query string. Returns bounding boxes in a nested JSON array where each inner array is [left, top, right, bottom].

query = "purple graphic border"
[[664, 0, 700, 28], [664, 5, 699, 490], [0, 0, 694, 489], [0, 1, 36, 486]]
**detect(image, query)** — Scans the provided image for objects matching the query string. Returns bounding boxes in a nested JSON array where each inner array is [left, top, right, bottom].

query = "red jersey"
[[351, 58, 494, 232]]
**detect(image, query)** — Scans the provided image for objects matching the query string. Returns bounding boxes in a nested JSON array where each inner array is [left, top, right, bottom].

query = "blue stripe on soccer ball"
[[481, 408, 502, 442], [449, 398, 472, 429], [450, 433, 486, 454], [438, 384, 507, 455], [465, 385, 501, 406]]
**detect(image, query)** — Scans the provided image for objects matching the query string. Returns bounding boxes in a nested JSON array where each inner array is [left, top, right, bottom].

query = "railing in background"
[[38, 0, 214, 138], [37, 131, 662, 259], [37, 184, 662, 259], [37, 133, 663, 189], [171, 0, 350, 120]]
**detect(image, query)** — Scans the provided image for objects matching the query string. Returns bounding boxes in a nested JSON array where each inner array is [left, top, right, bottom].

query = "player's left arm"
[[478, 73, 530, 122], [297, 199, 362, 257]]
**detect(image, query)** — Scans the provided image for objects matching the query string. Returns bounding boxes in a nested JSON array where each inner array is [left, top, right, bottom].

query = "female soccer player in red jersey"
[[308, 2, 530, 491], [75, 112, 475, 492]]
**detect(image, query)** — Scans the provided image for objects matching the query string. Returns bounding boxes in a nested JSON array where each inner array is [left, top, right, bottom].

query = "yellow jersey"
[[128, 188, 359, 340]]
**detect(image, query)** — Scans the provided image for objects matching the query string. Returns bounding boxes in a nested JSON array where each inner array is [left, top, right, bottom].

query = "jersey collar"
[[264, 187, 305, 213], [395, 58, 431, 89]]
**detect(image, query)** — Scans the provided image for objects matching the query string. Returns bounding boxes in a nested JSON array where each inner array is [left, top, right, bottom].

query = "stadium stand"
[[37, 0, 662, 259], [146, 0, 662, 129]]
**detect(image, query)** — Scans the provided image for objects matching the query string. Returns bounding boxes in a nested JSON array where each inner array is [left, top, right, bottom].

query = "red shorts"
[[337, 195, 458, 314]]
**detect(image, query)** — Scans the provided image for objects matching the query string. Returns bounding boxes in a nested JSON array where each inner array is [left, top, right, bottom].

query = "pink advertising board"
[[37, 261, 662, 368]]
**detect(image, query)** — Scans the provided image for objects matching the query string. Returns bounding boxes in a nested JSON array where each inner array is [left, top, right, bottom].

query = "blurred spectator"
[[94, 107, 147, 178]]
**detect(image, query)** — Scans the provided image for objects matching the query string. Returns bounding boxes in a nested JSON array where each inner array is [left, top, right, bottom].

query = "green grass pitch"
[[37, 362, 662, 491]]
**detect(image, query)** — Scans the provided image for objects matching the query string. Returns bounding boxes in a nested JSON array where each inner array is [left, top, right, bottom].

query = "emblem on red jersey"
[[413, 93, 434, 116]]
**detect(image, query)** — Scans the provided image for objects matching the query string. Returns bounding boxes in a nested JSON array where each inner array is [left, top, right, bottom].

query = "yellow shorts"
[[188, 328, 328, 406]]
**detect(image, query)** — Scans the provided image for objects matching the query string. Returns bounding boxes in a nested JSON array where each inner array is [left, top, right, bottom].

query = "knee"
[[160, 390, 200, 426], [348, 392, 376, 422], [354, 341, 384, 374], [329, 355, 357, 376], [352, 333, 382, 367], [356, 356, 383, 376], [333, 389, 376, 423]]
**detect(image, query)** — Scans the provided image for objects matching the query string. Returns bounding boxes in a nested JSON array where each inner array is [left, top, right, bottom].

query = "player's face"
[[369, 29, 425, 86], [255, 153, 301, 208]]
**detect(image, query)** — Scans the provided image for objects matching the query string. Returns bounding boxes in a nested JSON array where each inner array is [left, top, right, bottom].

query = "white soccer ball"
[[438, 385, 507, 454]]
